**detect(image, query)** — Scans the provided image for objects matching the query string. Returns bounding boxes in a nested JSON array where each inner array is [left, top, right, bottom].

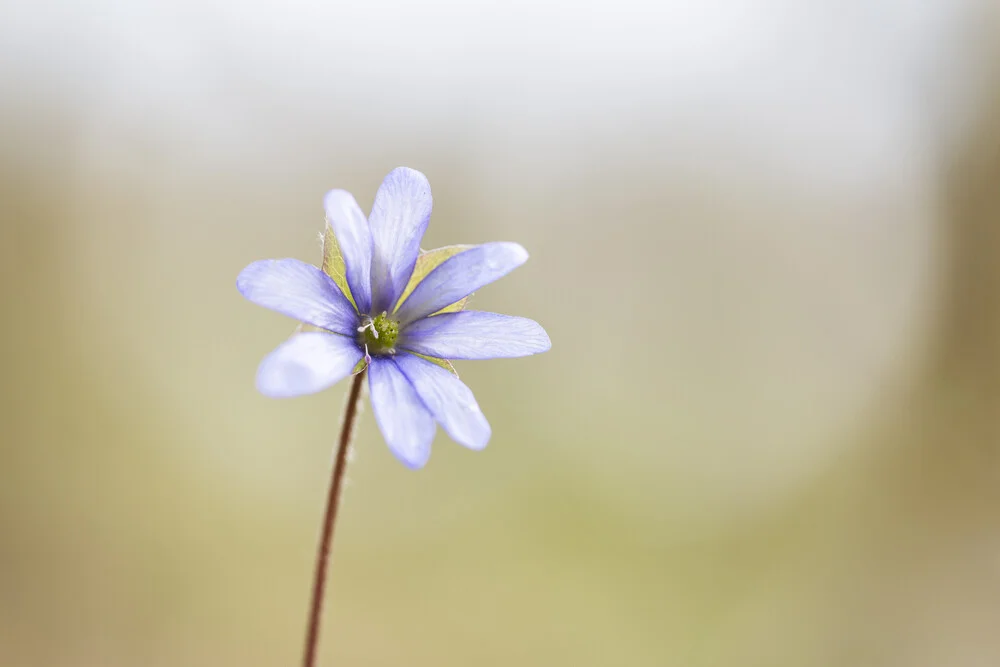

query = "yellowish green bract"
[[321, 222, 355, 309], [395, 243, 474, 314]]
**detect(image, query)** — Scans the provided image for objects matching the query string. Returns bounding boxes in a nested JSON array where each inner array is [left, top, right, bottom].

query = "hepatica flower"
[[237, 167, 550, 468]]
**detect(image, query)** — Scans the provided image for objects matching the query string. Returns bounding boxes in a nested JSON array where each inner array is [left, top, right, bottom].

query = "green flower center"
[[359, 311, 399, 355]]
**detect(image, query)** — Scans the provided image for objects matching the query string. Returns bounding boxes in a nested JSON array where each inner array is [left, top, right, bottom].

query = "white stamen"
[[357, 318, 379, 338]]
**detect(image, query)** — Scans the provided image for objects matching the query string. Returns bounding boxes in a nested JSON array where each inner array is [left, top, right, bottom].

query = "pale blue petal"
[[324, 189, 373, 313], [368, 167, 432, 313], [395, 353, 491, 451], [394, 242, 529, 324], [401, 311, 551, 360], [368, 357, 436, 469], [237, 259, 359, 335], [256, 332, 362, 398]]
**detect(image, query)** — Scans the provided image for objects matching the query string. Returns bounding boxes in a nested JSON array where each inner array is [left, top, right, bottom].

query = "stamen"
[[357, 318, 379, 339]]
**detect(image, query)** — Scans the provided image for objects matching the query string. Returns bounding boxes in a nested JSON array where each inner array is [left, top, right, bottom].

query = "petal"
[[368, 167, 433, 314], [395, 353, 491, 450], [237, 259, 359, 334], [401, 311, 551, 360], [396, 244, 475, 314], [368, 357, 437, 469], [394, 243, 528, 324], [256, 332, 363, 398], [324, 189, 373, 313]]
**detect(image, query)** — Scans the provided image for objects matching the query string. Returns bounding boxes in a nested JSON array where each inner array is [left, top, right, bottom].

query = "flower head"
[[237, 167, 550, 468]]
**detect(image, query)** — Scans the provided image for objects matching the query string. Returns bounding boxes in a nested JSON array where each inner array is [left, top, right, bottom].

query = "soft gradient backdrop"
[[3, 1, 1000, 665]]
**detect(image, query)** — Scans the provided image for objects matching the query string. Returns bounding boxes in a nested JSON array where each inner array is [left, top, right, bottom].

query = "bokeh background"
[[3, 1, 1000, 665]]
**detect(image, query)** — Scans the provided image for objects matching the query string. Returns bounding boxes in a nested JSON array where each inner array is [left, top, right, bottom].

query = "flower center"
[[358, 311, 399, 355]]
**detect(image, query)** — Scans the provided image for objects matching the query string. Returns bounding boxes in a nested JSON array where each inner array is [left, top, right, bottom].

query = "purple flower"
[[237, 167, 550, 468]]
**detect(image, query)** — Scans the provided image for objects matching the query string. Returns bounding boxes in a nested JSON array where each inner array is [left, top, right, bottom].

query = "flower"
[[237, 167, 551, 468]]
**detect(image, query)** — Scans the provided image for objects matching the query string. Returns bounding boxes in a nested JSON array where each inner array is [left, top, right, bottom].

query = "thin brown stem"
[[302, 370, 365, 667]]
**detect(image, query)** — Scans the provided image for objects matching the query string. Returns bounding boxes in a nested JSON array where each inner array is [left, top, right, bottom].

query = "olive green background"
[[3, 3, 1000, 666]]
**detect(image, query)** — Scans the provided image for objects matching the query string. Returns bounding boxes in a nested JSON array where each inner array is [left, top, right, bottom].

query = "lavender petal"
[[394, 242, 528, 324], [395, 353, 491, 451], [256, 332, 362, 398], [324, 189, 373, 313], [237, 258, 358, 334], [401, 311, 551, 360], [368, 357, 437, 468], [368, 167, 432, 314]]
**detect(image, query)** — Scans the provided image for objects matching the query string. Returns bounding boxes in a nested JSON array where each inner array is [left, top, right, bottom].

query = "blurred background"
[[3, 1, 1000, 665]]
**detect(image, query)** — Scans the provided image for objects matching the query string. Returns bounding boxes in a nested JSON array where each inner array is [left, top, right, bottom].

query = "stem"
[[302, 370, 365, 667]]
